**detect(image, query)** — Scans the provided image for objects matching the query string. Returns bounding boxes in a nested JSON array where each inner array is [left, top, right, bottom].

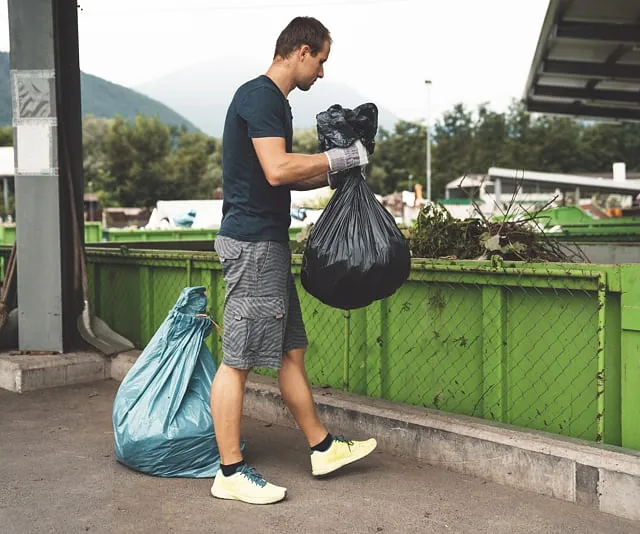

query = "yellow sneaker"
[[211, 465, 286, 505], [310, 435, 377, 476]]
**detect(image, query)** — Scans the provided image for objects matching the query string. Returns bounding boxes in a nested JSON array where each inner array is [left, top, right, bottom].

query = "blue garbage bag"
[[113, 286, 230, 478], [173, 209, 196, 228]]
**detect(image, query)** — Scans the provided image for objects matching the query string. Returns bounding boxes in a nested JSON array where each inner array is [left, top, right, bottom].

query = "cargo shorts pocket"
[[222, 296, 286, 359], [215, 237, 244, 279]]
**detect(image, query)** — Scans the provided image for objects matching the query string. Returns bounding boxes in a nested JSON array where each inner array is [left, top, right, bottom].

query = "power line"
[[79, 0, 413, 15]]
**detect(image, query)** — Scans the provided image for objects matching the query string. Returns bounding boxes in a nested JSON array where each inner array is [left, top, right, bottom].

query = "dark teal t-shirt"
[[219, 75, 293, 243]]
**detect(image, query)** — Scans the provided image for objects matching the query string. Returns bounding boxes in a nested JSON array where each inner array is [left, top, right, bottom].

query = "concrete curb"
[[3, 349, 640, 521], [243, 374, 640, 521], [0, 351, 110, 393]]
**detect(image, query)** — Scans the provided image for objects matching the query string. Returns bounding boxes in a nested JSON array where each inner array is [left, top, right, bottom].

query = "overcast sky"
[[1, 0, 549, 123]]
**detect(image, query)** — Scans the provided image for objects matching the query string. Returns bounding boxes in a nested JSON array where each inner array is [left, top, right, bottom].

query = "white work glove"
[[324, 140, 369, 189], [324, 140, 369, 173]]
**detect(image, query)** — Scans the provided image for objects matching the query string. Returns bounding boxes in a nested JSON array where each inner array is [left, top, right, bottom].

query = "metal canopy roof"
[[523, 0, 640, 121]]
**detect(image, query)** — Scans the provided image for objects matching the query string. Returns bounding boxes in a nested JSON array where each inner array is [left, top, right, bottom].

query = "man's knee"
[[215, 363, 251, 382], [282, 347, 306, 366]]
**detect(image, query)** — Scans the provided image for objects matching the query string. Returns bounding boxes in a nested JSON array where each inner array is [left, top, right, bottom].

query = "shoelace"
[[333, 435, 354, 451], [239, 465, 267, 488]]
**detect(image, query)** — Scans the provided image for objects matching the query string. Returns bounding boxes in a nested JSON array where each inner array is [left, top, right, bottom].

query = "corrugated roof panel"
[[548, 41, 619, 62], [594, 79, 640, 91], [536, 76, 588, 88], [564, 0, 639, 24], [619, 50, 640, 65]]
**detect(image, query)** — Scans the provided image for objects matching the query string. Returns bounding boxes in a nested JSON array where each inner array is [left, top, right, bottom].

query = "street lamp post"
[[425, 80, 432, 203], [88, 181, 94, 222]]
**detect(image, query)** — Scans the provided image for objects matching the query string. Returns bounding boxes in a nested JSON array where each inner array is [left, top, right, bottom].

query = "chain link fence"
[[82, 247, 611, 446], [297, 268, 604, 443]]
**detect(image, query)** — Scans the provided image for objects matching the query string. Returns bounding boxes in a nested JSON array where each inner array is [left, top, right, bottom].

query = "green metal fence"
[[0, 224, 304, 245], [102, 226, 304, 243], [83, 247, 640, 452], [0, 222, 102, 244]]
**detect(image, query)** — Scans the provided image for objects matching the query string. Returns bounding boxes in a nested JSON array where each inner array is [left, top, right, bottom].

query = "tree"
[[78, 104, 640, 207], [99, 115, 173, 208], [82, 115, 112, 191], [165, 130, 222, 199], [368, 121, 427, 194], [293, 128, 320, 154], [369, 100, 640, 199], [0, 126, 12, 147], [431, 104, 477, 183], [82, 114, 225, 208], [527, 116, 584, 173]]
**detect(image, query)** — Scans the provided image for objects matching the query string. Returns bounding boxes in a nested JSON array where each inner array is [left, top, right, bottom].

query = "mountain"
[[0, 51, 197, 130], [136, 58, 401, 138], [0, 52, 12, 125]]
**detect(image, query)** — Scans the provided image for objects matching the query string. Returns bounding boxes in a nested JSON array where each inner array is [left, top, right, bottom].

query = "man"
[[210, 16, 377, 505]]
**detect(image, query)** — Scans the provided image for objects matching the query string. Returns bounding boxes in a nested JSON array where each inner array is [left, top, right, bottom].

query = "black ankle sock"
[[221, 460, 245, 477], [311, 433, 333, 452]]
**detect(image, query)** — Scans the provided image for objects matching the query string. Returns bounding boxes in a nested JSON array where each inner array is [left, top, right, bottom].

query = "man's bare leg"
[[210, 363, 287, 504], [278, 348, 327, 447], [210, 363, 249, 464], [278, 347, 378, 477]]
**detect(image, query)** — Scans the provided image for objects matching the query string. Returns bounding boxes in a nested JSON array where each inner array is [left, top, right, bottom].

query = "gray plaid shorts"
[[214, 235, 308, 370]]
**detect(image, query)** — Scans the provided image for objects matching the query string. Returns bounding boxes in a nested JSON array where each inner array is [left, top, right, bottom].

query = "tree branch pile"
[[409, 198, 587, 263], [291, 176, 588, 263]]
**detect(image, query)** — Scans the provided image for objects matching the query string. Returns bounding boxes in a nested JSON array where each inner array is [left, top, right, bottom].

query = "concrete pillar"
[[8, 0, 83, 352]]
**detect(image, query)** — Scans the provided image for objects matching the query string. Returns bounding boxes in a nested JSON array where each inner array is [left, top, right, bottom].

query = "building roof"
[[445, 175, 486, 190], [523, 0, 640, 121], [488, 167, 640, 195], [447, 169, 640, 196], [0, 147, 14, 177]]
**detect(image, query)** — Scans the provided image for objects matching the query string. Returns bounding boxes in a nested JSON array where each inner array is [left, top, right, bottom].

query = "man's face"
[[296, 40, 331, 92]]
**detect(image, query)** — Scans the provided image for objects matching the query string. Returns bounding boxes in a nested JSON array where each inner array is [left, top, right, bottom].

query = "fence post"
[[140, 266, 154, 346], [480, 285, 507, 422], [214, 265, 226, 367], [365, 299, 387, 399], [620, 265, 640, 449], [208, 268, 223, 365], [343, 310, 351, 391], [186, 258, 193, 287], [86, 260, 98, 315], [596, 273, 607, 443]]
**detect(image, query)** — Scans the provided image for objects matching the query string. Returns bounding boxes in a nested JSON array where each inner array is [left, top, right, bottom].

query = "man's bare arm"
[[252, 137, 329, 186], [290, 173, 330, 191], [252, 136, 368, 189]]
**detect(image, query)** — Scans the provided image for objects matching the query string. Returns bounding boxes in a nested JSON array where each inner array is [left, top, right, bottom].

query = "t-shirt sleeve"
[[239, 87, 287, 139]]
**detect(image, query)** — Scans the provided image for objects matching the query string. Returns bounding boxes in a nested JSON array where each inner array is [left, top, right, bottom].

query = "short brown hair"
[[274, 17, 331, 59]]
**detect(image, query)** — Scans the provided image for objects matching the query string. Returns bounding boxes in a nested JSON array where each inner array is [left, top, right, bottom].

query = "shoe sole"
[[312, 440, 378, 477], [210, 485, 287, 505]]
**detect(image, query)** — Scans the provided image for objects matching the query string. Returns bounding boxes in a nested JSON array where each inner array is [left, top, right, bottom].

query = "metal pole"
[[3, 177, 8, 216], [89, 181, 93, 222], [425, 80, 432, 202]]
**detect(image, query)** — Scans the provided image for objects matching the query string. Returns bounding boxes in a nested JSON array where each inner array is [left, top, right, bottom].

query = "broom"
[[0, 241, 18, 332]]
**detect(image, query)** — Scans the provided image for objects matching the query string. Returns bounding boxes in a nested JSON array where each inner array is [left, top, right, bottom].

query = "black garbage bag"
[[301, 103, 411, 310]]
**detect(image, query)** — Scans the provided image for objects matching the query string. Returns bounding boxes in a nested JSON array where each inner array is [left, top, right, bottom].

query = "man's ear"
[[299, 44, 312, 60]]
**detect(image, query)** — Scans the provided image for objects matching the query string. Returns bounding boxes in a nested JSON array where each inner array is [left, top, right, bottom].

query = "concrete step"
[[0, 350, 139, 393]]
